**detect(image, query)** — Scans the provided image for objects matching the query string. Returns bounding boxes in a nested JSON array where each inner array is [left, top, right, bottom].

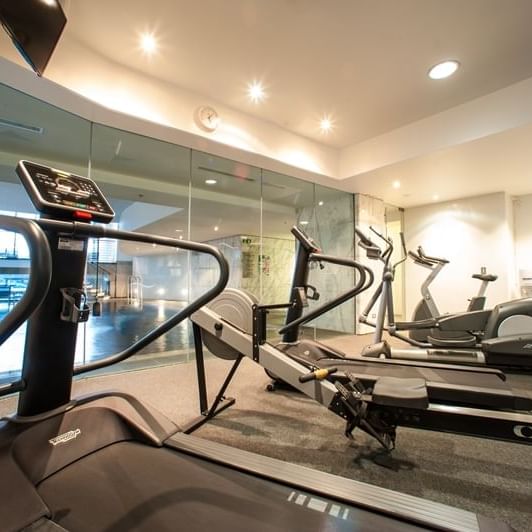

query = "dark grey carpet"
[[1, 355, 531, 531]]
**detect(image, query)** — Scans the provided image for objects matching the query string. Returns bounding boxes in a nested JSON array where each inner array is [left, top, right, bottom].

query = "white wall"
[[514, 194, 532, 295], [404, 192, 515, 318]]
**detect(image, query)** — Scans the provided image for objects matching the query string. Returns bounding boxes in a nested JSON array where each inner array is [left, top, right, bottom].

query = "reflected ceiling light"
[[428, 60, 460, 80], [248, 81, 265, 103], [318, 201, 324, 206], [319, 117, 333, 133], [392, 180, 401, 189], [214, 226, 219, 232], [300, 221, 309, 225], [205, 179, 217, 185], [175, 229, 183, 232], [152, 243, 157, 247], [433, 194, 440, 201], [140, 32, 158, 55], [179, 235, 183, 240]]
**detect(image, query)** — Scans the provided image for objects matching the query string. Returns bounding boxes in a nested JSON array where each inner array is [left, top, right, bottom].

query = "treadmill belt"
[[37, 441, 426, 532]]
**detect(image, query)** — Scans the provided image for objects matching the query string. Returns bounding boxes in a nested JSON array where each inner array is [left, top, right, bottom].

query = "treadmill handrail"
[[0, 215, 52, 347], [35, 219, 229, 375]]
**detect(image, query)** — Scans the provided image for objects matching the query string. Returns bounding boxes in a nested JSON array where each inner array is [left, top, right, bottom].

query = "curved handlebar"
[[0, 216, 52, 347], [291, 226, 320, 252], [278, 253, 371, 335], [417, 246, 449, 265], [354, 227, 374, 247], [35, 219, 229, 375]]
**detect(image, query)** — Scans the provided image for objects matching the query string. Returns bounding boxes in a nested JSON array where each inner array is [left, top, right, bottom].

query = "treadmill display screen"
[[16, 160, 115, 224]]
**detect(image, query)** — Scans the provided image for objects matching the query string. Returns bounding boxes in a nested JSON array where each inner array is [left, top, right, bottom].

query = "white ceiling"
[[64, 0, 532, 149]]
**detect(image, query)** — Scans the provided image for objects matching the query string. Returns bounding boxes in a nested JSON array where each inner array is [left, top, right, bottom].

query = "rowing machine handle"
[[299, 367, 338, 383]]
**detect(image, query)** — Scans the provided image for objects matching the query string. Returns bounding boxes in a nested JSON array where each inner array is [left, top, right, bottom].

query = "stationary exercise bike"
[[357, 226, 532, 369], [408, 245, 497, 343]]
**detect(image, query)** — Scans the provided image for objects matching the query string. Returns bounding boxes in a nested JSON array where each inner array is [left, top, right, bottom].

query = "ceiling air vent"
[[0, 118, 44, 135]]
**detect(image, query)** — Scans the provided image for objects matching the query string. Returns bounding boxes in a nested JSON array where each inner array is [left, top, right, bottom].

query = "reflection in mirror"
[[190, 151, 262, 306], [261, 170, 315, 337], [0, 83, 91, 381], [79, 125, 192, 371]]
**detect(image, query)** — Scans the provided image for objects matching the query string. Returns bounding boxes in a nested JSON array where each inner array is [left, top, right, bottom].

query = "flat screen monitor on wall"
[[0, 0, 67, 76]]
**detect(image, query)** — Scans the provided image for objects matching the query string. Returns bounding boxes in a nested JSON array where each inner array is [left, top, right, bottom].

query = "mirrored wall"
[[0, 83, 355, 384]]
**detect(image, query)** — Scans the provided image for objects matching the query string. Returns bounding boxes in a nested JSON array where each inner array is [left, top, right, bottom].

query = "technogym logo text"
[[49, 428, 81, 446]]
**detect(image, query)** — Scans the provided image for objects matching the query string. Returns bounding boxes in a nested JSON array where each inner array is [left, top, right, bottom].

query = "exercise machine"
[[0, 160, 496, 532], [190, 226, 532, 455], [357, 226, 532, 369], [408, 245, 497, 342]]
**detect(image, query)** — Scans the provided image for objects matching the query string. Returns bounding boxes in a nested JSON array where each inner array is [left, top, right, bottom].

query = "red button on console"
[[74, 210, 93, 220]]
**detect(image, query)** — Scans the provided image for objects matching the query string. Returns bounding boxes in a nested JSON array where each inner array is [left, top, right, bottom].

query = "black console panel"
[[16, 160, 114, 223]]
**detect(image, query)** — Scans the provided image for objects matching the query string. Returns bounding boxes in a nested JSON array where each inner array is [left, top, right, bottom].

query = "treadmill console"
[[16, 160, 115, 224]]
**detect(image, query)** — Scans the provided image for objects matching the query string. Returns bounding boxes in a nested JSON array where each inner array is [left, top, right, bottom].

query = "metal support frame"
[[182, 323, 241, 434], [252, 302, 293, 361]]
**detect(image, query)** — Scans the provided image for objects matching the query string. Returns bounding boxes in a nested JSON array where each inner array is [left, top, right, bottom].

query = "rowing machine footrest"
[[372, 377, 429, 409], [361, 341, 390, 358]]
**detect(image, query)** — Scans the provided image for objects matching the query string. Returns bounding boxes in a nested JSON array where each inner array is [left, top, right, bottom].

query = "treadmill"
[[0, 160, 508, 532]]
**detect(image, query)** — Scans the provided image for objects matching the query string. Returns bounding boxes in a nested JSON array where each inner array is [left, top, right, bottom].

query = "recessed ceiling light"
[[300, 221, 309, 225], [318, 201, 324, 206], [140, 32, 157, 55], [248, 81, 265, 103], [428, 60, 460, 80], [392, 180, 401, 189], [214, 226, 219, 232], [205, 179, 217, 185], [319, 117, 333, 133]]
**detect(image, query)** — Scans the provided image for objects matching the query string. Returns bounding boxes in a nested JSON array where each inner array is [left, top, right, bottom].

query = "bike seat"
[[472, 273, 498, 282], [427, 335, 477, 347], [372, 377, 429, 409]]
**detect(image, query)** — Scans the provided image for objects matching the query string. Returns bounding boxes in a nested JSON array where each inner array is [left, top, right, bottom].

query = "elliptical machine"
[[408, 245, 497, 343], [357, 226, 532, 370]]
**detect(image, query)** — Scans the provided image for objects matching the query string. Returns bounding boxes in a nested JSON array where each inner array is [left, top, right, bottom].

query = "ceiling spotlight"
[[214, 226, 219, 232], [300, 221, 309, 225], [248, 81, 265, 103], [205, 179, 217, 185], [140, 32, 157, 55], [319, 117, 333, 133], [428, 60, 460, 80], [318, 201, 324, 206], [392, 180, 401, 189]]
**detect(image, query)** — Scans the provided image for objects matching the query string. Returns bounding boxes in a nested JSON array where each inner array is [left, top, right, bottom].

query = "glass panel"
[[83, 124, 191, 371], [261, 169, 315, 338], [189, 151, 262, 309], [311, 185, 355, 339], [0, 83, 91, 382]]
